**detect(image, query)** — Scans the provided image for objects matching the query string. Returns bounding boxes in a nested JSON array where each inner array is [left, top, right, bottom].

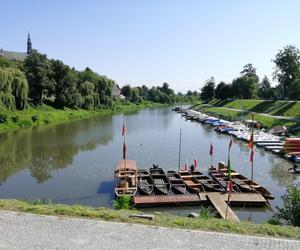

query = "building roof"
[[0, 50, 27, 61]]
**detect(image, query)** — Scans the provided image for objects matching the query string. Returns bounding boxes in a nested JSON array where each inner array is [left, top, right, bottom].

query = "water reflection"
[[0, 114, 114, 184]]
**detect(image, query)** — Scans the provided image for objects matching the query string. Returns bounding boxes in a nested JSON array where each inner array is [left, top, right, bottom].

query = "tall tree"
[[257, 76, 274, 99], [24, 50, 54, 103], [231, 76, 257, 99], [273, 45, 300, 99], [200, 77, 215, 101], [240, 63, 259, 81], [215, 81, 232, 100], [288, 79, 300, 100]]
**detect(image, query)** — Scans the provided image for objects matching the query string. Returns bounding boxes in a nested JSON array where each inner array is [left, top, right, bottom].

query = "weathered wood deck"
[[206, 193, 239, 221], [133, 192, 266, 208]]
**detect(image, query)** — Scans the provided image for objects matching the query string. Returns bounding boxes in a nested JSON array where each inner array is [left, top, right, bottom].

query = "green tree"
[[257, 76, 274, 99], [200, 77, 215, 101], [240, 63, 259, 82], [273, 45, 300, 99], [79, 81, 95, 109], [288, 79, 300, 100], [273, 185, 300, 226], [121, 85, 132, 99], [215, 81, 232, 100], [231, 76, 257, 99], [24, 50, 54, 103]]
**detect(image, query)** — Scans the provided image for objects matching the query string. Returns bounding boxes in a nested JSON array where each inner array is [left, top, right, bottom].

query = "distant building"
[[0, 33, 32, 61]]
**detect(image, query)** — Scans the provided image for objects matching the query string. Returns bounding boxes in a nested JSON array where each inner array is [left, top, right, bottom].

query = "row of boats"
[[114, 160, 274, 200], [177, 108, 300, 164]]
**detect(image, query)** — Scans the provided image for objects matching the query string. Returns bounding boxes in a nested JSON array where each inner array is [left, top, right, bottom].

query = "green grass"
[[207, 99, 300, 118], [195, 106, 299, 132], [0, 199, 300, 240], [0, 101, 167, 134]]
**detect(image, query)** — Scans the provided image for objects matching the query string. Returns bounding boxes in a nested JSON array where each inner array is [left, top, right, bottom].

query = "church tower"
[[27, 33, 32, 54]]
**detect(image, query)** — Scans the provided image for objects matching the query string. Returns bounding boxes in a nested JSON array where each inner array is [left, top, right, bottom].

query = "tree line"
[[120, 83, 198, 104], [0, 50, 196, 111], [200, 45, 300, 101]]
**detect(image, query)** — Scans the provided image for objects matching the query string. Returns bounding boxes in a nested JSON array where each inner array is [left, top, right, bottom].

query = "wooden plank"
[[206, 193, 239, 222]]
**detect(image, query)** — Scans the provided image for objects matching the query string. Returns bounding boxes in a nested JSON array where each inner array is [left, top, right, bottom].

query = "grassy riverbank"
[[193, 99, 300, 135], [208, 99, 300, 118], [0, 101, 167, 134], [0, 199, 299, 240]]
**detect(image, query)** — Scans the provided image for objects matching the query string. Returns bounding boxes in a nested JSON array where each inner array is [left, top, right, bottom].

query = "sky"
[[1, 0, 300, 92]]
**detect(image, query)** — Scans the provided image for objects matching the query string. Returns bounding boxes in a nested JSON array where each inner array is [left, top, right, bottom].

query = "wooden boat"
[[217, 167, 274, 200], [149, 167, 170, 195], [114, 159, 138, 197], [179, 171, 205, 193], [137, 169, 154, 195], [209, 167, 240, 192], [189, 170, 225, 192], [167, 171, 186, 194]]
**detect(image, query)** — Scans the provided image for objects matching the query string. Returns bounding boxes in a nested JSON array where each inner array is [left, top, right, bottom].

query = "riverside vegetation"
[[0, 51, 197, 133]]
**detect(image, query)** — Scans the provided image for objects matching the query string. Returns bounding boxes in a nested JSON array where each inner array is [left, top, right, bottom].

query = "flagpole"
[[251, 113, 254, 181], [178, 128, 182, 172]]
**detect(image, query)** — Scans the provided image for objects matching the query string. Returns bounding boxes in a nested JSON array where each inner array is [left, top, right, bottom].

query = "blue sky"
[[1, 0, 300, 92]]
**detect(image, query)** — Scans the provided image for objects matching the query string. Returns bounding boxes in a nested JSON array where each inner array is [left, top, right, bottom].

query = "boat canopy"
[[116, 159, 137, 172]]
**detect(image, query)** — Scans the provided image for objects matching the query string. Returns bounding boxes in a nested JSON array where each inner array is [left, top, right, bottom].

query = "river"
[[0, 107, 299, 223]]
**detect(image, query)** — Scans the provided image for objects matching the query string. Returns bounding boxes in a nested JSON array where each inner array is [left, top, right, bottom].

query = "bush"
[[31, 115, 39, 122], [273, 184, 300, 226], [199, 206, 216, 219], [0, 114, 8, 123], [11, 115, 19, 123], [113, 195, 132, 210]]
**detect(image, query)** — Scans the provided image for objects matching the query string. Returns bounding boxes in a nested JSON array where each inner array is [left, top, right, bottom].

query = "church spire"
[[27, 33, 32, 54]]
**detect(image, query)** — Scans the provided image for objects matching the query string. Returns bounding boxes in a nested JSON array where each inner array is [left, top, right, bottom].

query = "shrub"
[[0, 114, 8, 123], [113, 195, 132, 210], [199, 206, 216, 219], [273, 184, 300, 226], [31, 115, 39, 122], [11, 115, 19, 123]]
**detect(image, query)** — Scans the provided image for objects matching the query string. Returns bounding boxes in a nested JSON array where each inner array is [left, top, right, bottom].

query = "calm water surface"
[[0, 107, 299, 223]]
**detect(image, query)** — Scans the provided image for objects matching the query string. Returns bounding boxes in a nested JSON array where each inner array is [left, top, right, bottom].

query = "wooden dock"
[[206, 193, 239, 221], [133, 192, 266, 208]]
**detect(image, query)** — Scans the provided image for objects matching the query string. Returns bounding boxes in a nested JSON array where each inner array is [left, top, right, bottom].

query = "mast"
[[178, 128, 182, 171]]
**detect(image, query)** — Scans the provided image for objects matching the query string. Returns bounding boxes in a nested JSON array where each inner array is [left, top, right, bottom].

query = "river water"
[[0, 107, 299, 223]]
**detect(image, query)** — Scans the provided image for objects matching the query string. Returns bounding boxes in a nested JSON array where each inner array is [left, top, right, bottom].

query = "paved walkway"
[[0, 211, 300, 250]]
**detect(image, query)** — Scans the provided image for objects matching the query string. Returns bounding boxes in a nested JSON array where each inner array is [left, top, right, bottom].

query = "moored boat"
[[179, 171, 205, 193], [209, 167, 240, 192], [137, 169, 154, 195], [189, 170, 225, 192], [217, 167, 274, 200], [167, 171, 187, 194], [149, 166, 171, 195], [114, 159, 138, 197]]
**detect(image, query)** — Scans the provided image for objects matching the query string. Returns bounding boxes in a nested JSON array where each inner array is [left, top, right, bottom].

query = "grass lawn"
[[0, 199, 300, 240], [207, 99, 300, 118]]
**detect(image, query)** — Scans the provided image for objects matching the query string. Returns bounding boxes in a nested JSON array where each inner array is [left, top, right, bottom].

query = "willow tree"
[[0, 68, 29, 110]]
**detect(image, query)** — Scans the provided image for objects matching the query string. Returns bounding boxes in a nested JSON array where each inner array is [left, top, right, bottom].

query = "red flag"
[[123, 142, 126, 159], [122, 124, 126, 136], [228, 179, 233, 192], [194, 157, 198, 169], [209, 143, 214, 156], [250, 147, 254, 162]]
